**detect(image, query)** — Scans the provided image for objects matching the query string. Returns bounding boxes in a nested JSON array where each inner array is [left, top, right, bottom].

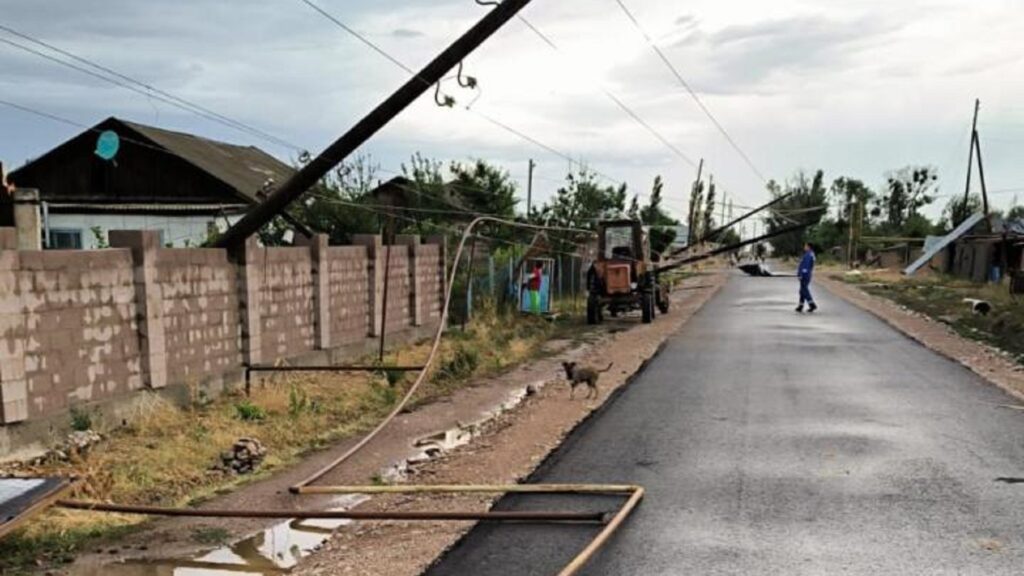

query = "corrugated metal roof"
[[47, 202, 249, 214], [0, 477, 73, 539], [118, 119, 294, 203]]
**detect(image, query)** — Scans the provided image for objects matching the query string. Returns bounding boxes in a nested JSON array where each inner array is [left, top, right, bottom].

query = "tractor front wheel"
[[641, 291, 654, 324], [586, 294, 602, 325]]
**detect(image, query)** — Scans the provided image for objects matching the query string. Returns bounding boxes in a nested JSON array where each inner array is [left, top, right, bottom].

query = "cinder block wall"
[[155, 248, 242, 384], [0, 232, 446, 430], [327, 246, 370, 345], [19, 250, 143, 420], [257, 247, 316, 361]]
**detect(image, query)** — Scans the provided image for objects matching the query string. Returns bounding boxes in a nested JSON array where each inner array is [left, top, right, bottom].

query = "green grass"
[[852, 273, 1024, 365]]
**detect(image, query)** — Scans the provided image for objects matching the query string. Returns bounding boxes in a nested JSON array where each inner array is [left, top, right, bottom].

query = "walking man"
[[796, 242, 817, 313]]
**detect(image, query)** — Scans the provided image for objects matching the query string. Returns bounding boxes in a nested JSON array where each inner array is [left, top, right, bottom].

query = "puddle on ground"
[[73, 494, 369, 576], [382, 382, 542, 483]]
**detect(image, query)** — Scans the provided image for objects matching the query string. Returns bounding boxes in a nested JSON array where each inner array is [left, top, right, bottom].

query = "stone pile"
[[217, 437, 267, 475]]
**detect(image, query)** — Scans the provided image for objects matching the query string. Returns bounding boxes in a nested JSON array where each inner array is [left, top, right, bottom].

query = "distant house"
[[9, 117, 294, 249]]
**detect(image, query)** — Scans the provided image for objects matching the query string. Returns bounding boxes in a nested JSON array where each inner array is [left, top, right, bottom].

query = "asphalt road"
[[425, 273, 1024, 575]]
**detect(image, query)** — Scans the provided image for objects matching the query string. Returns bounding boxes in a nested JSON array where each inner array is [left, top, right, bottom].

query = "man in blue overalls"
[[796, 242, 817, 313]]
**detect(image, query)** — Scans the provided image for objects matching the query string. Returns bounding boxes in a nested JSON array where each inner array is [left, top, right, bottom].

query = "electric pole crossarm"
[[214, 0, 534, 249]]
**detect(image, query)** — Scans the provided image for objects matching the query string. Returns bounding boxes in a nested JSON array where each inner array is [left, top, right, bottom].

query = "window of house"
[[49, 228, 83, 249]]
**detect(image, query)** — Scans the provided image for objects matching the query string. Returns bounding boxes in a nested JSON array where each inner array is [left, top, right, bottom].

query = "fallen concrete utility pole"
[[671, 192, 792, 257], [214, 0, 534, 249], [657, 221, 813, 275]]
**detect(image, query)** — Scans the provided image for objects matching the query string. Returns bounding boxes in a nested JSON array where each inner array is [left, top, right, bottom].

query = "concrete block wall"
[[257, 248, 316, 362], [0, 231, 446, 431], [327, 246, 370, 346], [154, 248, 241, 384], [383, 246, 412, 334], [18, 250, 142, 420]]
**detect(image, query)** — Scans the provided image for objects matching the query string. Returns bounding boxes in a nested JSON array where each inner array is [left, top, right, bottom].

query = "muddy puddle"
[[70, 494, 368, 576], [381, 382, 543, 482], [67, 381, 546, 575]]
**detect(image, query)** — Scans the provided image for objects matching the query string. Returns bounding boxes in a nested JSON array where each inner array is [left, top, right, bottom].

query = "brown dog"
[[562, 361, 613, 399]]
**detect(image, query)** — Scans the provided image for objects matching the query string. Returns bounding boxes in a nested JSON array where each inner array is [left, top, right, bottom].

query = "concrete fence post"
[[237, 236, 263, 366], [0, 249, 27, 423], [353, 234, 383, 337], [109, 230, 168, 389], [13, 189, 41, 251], [396, 234, 421, 327], [425, 235, 447, 325], [311, 234, 331, 350]]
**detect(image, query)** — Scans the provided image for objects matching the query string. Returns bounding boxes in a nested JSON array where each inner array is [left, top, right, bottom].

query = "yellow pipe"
[[296, 483, 639, 495], [295, 483, 645, 575]]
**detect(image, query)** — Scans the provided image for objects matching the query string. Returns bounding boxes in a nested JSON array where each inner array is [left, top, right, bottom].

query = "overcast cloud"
[[3, 0, 1024, 221]]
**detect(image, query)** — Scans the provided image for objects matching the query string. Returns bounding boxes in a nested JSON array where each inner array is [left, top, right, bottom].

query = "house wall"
[[0, 231, 446, 440], [44, 212, 241, 250]]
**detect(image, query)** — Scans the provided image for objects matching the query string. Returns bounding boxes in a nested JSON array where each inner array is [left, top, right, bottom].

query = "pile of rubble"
[[216, 437, 267, 475]]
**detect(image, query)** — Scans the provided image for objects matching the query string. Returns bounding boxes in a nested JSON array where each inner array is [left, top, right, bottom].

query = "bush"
[[233, 400, 266, 422], [436, 345, 480, 382], [69, 406, 93, 432]]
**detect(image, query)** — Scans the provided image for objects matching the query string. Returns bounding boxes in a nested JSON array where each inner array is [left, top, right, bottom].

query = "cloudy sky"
[[3, 0, 1024, 223]]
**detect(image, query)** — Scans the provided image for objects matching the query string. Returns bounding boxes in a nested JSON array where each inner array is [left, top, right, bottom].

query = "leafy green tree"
[[687, 179, 704, 244], [878, 166, 937, 230], [539, 169, 627, 231], [258, 155, 380, 245], [764, 170, 829, 256], [448, 159, 518, 219], [627, 195, 640, 220], [702, 178, 716, 242], [640, 176, 678, 254], [941, 193, 982, 230]]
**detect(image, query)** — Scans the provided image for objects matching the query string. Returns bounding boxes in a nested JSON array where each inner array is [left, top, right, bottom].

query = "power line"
[[296, 0, 625, 188], [0, 26, 304, 153], [611, 0, 767, 184], [515, 15, 699, 169]]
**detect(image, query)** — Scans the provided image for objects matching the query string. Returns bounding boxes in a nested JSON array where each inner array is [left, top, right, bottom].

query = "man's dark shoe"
[[808, 302, 818, 313], [795, 305, 804, 313]]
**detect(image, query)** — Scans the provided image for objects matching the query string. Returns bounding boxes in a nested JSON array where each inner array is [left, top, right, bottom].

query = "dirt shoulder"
[[298, 272, 727, 576], [819, 274, 1024, 402]]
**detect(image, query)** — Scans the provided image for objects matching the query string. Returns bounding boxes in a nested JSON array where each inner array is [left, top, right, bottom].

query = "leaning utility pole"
[[527, 158, 535, 221], [214, 0, 534, 249]]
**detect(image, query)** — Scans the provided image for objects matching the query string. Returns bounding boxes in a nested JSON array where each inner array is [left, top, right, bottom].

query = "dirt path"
[[61, 272, 726, 575], [819, 275, 1024, 402]]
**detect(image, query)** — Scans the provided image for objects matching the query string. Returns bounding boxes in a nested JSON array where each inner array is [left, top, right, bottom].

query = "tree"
[[448, 159, 518, 220], [640, 176, 678, 254], [627, 195, 640, 220], [878, 166, 937, 230], [702, 177, 716, 242], [540, 168, 627, 231], [764, 170, 829, 256], [258, 154, 380, 246], [687, 179, 704, 245], [942, 193, 982, 230]]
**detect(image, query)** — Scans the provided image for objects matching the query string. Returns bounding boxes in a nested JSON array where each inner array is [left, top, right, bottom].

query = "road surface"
[[426, 274, 1024, 575]]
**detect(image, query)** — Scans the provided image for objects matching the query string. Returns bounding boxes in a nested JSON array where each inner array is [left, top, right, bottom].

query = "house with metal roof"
[[8, 117, 294, 248]]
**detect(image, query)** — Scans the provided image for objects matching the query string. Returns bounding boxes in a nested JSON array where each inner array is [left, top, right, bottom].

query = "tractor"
[[585, 219, 670, 325]]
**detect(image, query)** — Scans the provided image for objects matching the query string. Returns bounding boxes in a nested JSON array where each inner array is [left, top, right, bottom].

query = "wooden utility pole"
[[961, 98, 990, 225], [214, 0, 534, 249], [526, 158, 535, 221]]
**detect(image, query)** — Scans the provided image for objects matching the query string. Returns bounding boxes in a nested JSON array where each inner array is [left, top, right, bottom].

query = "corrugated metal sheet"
[[0, 477, 72, 539], [904, 212, 985, 276]]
